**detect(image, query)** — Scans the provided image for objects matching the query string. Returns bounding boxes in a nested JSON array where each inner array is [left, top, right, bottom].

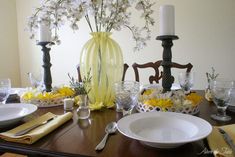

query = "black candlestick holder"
[[37, 42, 54, 92], [156, 35, 179, 93]]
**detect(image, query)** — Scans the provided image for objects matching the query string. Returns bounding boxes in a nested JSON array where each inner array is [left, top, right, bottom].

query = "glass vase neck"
[[90, 32, 112, 38]]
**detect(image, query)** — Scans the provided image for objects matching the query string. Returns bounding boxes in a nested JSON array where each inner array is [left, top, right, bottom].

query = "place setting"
[[0, 78, 74, 145], [0, 112, 72, 144], [0, 100, 73, 145], [112, 72, 212, 149], [109, 69, 235, 157]]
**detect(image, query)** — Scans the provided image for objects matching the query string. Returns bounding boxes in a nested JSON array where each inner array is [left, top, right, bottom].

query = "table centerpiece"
[[27, 0, 155, 110], [137, 86, 202, 115], [21, 86, 75, 107]]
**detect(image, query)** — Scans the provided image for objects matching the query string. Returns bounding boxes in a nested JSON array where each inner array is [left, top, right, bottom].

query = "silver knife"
[[14, 117, 55, 136], [218, 128, 235, 155]]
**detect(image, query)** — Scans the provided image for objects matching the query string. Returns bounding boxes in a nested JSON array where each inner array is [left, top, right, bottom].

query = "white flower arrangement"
[[27, 0, 155, 51]]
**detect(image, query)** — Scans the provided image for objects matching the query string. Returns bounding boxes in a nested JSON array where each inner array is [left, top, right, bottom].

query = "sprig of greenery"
[[206, 67, 219, 83], [68, 70, 92, 95]]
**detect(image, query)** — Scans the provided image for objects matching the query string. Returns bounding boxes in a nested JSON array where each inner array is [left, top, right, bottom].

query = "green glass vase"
[[80, 32, 124, 108]]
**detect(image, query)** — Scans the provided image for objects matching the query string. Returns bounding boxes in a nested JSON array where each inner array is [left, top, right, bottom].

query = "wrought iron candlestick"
[[37, 42, 54, 92], [156, 35, 179, 93]]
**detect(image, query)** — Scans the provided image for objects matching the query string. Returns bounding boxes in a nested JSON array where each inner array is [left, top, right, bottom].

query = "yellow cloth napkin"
[[207, 124, 235, 157], [0, 112, 73, 144]]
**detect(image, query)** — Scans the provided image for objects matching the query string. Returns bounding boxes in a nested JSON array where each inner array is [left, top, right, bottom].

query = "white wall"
[[16, 0, 235, 89], [0, 0, 20, 87]]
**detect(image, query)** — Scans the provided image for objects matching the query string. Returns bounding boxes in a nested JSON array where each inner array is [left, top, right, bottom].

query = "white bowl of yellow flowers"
[[21, 86, 75, 108], [137, 85, 202, 115]]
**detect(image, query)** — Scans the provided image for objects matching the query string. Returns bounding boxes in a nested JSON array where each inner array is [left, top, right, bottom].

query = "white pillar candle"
[[160, 5, 175, 36], [64, 98, 74, 111], [38, 21, 51, 42]]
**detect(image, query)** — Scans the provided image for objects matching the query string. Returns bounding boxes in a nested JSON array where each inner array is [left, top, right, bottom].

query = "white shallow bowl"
[[0, 103, 37, 128], [117, 112, 212, 148]]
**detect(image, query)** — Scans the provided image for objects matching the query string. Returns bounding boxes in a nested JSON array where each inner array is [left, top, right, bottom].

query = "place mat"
[[207, 124, 235, 157], [0, 112, 73, 144]]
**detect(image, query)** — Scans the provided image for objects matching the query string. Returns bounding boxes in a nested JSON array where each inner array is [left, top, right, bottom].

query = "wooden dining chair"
[[132, 60, 193, 84], [77, 63, 129, 82]]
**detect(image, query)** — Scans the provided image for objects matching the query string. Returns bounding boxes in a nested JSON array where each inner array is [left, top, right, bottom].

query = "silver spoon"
[[95, 122, 117, 151]]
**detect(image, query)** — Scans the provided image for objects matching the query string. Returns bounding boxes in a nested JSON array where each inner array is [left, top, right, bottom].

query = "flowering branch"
[[27, 0, 156, 51]]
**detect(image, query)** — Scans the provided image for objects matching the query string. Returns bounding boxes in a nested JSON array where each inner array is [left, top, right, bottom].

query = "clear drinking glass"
[[178, 72, 194, 94], [210, 80, 234, 121], [114, 81, 140, 116], [0, 78, 11, 104], [77, 95, 90, 119]]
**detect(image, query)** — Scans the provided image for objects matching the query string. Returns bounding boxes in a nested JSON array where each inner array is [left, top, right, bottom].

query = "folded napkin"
[[0, 112, 73, 144], [207, 124, 235, 157]]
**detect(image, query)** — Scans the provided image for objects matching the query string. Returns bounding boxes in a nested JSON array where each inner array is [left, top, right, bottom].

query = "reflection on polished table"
[[0, 91, 235, 157]]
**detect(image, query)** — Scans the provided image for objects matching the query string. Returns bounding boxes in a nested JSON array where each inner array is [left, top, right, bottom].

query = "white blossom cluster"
[[139, 88, 194, 108], [27, 0, 155, 51]]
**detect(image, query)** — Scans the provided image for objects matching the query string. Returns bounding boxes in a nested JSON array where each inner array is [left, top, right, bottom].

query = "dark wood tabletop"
[[0, 90, 235, 157]]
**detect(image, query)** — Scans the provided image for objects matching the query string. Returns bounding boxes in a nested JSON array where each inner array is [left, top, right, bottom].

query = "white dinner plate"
[[117, 112, 212, 148], [0, 103, 38, 128]]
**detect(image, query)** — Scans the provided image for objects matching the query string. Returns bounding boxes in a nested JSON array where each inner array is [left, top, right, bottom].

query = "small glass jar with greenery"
[[68, 71, 91, 119], [206, 67, 219, 89], [68, 71, 91, 96], [205, 67, 219, 101]]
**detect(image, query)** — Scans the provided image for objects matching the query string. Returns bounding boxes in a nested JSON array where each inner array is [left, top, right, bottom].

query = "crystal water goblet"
[[114, 81, 140, 116], [0, 78, 11, 104], [210, 79, 234, 121], [178, 72, 194, 94]]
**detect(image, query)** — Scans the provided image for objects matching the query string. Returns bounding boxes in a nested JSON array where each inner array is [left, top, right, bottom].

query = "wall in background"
[[16, 0, 235, 89], [0, 0, 20, 87]]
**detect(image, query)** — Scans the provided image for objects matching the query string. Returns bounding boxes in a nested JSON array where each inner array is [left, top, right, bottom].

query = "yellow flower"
[[142, 89, 154, 96], [22, 92, 34, 100], [144, 98, 173, 111], [22, 86, 75, 101], [89, 102, 104, 111], [37, 93, 45, 99], [74, 95, 82, 106], [57, 87, 75, 96], [186, 93, 202, 106], [51, 93, 62, 99], [157, 99, 174, 108]]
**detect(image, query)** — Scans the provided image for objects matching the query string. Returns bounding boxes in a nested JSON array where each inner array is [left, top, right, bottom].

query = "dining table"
[[0, 90, 235, 157]]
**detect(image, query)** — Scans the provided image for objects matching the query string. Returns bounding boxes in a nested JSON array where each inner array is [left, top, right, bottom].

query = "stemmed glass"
[[114, 81, 140, 116], [0, 78, 11, 104], [178, 72, 194, 94], [210, 79, 234, 121]]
